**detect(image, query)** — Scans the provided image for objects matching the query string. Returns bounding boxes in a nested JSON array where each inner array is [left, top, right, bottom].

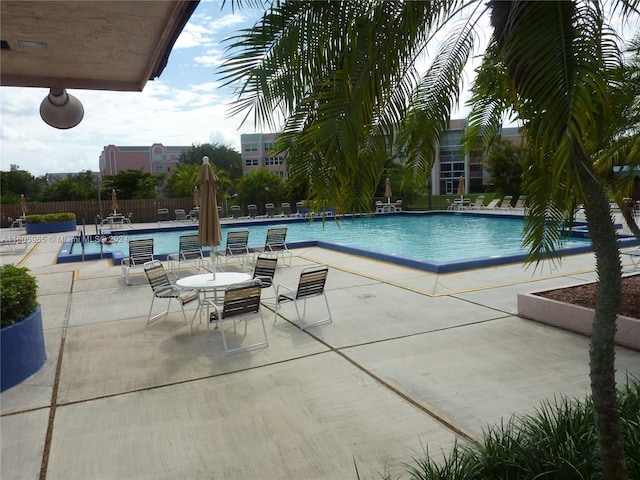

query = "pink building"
[[99, 143, 191, 176], [241, 133, 288, 178]]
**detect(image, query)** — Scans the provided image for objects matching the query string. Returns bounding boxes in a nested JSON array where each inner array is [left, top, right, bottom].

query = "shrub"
[[373, 377, 640, 480], [24, 212, 76, 224], [0, 265, 38, 328]]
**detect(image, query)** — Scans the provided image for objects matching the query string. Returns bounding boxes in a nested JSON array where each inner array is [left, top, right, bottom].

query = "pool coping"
[[56, 211, 639, 273]]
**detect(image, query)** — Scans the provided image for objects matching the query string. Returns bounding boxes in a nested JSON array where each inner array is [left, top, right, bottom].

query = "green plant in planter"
[[1, 264, 38, 328], [24, 212, 76, 224]]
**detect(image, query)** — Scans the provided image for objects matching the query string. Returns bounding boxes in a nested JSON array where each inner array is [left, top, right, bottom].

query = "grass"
[[360, 377, 640, 480]]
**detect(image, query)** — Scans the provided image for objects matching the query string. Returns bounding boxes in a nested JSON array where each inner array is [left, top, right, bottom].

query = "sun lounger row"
[[221, 202, 333, 220], [447, 195, 527, 212]]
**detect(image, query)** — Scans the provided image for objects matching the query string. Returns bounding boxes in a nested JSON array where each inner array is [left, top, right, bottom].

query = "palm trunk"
[[578, 160, 628, 479]]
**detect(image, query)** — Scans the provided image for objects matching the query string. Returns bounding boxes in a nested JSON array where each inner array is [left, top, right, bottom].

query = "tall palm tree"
[[221, 1, 639, 477]]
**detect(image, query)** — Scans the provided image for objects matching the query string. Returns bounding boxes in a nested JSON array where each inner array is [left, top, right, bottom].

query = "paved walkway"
[[1, 222, 639, 479]]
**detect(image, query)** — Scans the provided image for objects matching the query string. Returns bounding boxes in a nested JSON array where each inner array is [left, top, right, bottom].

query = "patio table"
[[177, 272, 252, 332]]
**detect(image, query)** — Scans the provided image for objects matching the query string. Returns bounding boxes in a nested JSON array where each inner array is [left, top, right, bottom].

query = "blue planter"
[[26, 220, 76, 234], [1, 306, 46, 392]]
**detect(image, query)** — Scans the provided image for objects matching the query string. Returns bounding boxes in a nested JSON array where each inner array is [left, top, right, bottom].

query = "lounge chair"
[[265, 203, 277, 218], [483, 198, 501, 210], [122, 238, 155, 285], [230, 205, 247, 220], [394, 200, 403, 211], [10, 214, 26, 230], [499, 196, 513, 209], [247, 204, 267, 219], [215, 229, 251, 267], [513, 196, 527, 210], [167, 234, 210, 274], [274, 265, 332, 330], [143, 260, 199, 324], [175, 209, 189, 222], [280, 202, 293, 217], [471, 196, 485, 210], [188, 209, 199, 222], [205, 279, 269, 354], [252, 226, 292, 267], [296, 201, 310, 217], [157, 208, 170, 223], [621, 248, 640, 271]]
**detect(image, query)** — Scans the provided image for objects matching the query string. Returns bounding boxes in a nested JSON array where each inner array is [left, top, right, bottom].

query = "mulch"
[[537, 274, 640, 319]]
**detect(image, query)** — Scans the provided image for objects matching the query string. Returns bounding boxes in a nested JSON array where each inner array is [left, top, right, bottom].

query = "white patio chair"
[[215, 229, 251, 267], [252, 226, 292, 267], [143, 260, 199, 324], [167, 234, 210, 274], [274, 265, 332, 330], [122, 238, 155, 285], [206, 279, 269, 354]]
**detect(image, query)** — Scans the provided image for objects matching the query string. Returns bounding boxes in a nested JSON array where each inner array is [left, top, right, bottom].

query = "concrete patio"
[[1, 222, 639, 479]]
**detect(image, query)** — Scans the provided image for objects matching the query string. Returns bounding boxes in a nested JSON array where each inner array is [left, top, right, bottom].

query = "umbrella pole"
[[211, 251, 216, 280]]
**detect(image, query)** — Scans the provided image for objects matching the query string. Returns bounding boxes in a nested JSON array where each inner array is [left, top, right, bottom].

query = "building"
[[240, 133, 288, 178], [99, 143, 191, 177], [430, 119, 522, 195], [241, 121, 522, 194]]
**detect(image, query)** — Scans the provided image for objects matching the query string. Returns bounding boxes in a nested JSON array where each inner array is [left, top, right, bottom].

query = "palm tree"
[[221, 1, 639, 477]]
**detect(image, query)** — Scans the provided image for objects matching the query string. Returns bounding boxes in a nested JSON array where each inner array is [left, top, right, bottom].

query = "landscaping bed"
[[517, 273, 640, 351]]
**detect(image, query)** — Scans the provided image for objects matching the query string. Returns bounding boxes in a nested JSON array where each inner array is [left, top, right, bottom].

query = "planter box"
[[1, 306, 46, 392], [518, 288, 640, 351], [26, 220, 76, 234]]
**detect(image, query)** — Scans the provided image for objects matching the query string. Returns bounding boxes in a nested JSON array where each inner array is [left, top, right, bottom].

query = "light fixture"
[[39, 88, 84, 129]]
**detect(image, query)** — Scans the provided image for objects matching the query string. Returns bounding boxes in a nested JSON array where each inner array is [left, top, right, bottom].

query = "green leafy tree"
[[0, 165, 41, 203], [235, 168, 285, 213], [221, 1, 639, 476], [101, 169, 159, 199], [178, 143, 243, 180], [165, 164, 200, 197], [485, 141, 524, 198], [40, 171, 98, 201]]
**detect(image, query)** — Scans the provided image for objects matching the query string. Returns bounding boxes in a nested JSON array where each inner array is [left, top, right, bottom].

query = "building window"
[[264, 142, 274, 152], [265, 156, 284, 166], [244, 158, 259, 167], [154, 166, 165, 173], [244, 143, 258, 152]]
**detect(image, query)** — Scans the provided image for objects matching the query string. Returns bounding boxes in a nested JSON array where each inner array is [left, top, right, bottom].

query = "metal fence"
[[0, 197, 196, 228]]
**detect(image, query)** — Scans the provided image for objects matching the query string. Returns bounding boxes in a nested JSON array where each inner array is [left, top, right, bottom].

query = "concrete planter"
[[518, 286, 640, 351], [1, 306, 46, 392], [26, 220, 76, 234]]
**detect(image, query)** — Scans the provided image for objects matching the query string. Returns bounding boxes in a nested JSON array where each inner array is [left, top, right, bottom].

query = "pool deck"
[[2, 219, 640, 479]]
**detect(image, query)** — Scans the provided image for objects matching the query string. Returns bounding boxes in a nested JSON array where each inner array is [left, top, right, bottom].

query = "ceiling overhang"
[[0, 0, 199, 92]]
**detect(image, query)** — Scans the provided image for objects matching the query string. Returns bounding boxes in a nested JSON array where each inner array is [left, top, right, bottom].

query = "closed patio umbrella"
[[111, 189, 118, 214], [384, 178, 392, 204], [193, 186, 200, 208], [197, 156, 222, 279], [19, 194, 27, 216], [457, 176, 465, 200]]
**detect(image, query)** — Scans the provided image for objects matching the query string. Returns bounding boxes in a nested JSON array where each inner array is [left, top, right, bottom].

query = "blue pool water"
[[58, 212, 613, 273]]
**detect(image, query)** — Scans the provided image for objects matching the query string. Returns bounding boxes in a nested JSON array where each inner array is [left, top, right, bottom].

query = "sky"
[[0, 1, 634, 178]]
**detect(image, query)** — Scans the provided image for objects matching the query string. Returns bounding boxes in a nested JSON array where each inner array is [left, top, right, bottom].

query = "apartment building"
[[240, 133, 288, 178], [241, 122, 522, 194], [99, 143, 190, 176]]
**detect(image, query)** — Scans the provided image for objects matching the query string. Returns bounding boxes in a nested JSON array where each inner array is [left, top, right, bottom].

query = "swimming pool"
[[59, 212, 636, 273]]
